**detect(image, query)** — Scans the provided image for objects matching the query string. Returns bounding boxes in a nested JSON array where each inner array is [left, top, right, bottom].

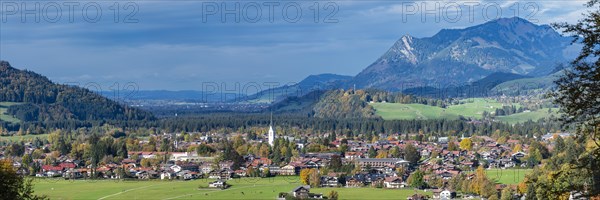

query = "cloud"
[[0, 0, 591, 90]]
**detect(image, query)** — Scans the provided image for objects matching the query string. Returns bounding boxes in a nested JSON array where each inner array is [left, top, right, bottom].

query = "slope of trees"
[[0, 61, 154, 123], [312, 90, 378, 119], [526, 0, 600, 197]]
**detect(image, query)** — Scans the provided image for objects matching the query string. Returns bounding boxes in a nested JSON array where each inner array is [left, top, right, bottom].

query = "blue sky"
[[0, 0, 590, 91]]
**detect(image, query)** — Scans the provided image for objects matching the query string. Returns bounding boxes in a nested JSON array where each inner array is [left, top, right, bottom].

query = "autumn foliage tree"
[[0, 159, 48, 200], [549, 0, 600, 196], [299, 169, 310, 185], [459, 138, 473, 151]]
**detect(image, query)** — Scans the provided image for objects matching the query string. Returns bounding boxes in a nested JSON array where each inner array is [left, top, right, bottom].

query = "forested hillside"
[[312, 90, 378, 119], [272, 89, 448, 119], [0, 61, 154, 124]]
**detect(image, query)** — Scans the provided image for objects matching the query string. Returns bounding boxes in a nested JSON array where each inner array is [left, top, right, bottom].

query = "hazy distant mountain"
[[100, 90, 244, 102], [350, 17, 572, 91], [241, 73, 352, 103]]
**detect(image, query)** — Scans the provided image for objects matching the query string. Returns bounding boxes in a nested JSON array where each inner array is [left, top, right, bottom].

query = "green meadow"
[[33, 176, 431, 200], [372, 98, 507, 120], [0, 134, 49, 142], [0, 102, 21, 123], [496, 108, 559, 124], [486, 169, 532, 185], [372, 98, 554, 124]]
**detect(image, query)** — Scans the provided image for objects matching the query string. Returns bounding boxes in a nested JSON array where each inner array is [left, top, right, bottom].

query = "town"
[[2, 120, 574, 199]]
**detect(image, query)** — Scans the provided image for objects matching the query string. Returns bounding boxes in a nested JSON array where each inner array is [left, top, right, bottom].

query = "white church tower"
[[268, 113, 275, 146]]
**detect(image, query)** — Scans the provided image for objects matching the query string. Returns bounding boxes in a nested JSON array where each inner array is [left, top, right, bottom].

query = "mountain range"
[[350, 17, 571, 90], [245, 17, 573, 102]]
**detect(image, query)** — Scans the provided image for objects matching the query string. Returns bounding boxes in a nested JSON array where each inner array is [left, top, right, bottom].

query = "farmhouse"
[[208, 169, 233, 180], [208, 179, 227, 188], [291, 185, 310, 199], [290, 185, 323, 199], [383, 177, 405, 189]]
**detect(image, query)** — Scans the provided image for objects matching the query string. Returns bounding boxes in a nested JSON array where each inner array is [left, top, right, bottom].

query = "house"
[[438, 137, 449, 144], [541, 132, 571, 141], [440, 189, 456, 199], [421, 149, 430, 157], [280, 162, 306, 176], [208, 179, 227, 189], [234, 169, 247, 177], [384, 177, 405, 189], [407, 194, 428, 200], [291, 185, 311, 199], [208, 169, 233, 180], [177, 170, 198, 180], [279, 165, 296, 176], [42, 165, 64, 172], [512, 152, 527, 159], [250, 157, 272, 167], [180, 163, 200, 172], [170, 165, 182, 173], [320, 175, 340, 187], [63, 169, 83, 179], [46, 170, 62, 177], [346, 177, 363, 187], [344, 152, 364, 160], [59, 162, 76, 169], [200, 163, 213, 174], [267, 165, 281, 175], [170, 152, 202, 162], [161, 172, 175, 180], [371, 176, 385, 188], [219, 160, 234, 170]]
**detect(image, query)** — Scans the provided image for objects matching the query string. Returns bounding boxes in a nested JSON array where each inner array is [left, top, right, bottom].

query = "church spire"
[[268, 112, 275, 146]]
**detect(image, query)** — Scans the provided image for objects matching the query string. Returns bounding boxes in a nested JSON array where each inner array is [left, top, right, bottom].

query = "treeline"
[[0, 61, 154, 122], [1, 112, 562, 139], [361, 89, 447, 107], [493, 105, 522, 116], [158, 113, 562, 138]]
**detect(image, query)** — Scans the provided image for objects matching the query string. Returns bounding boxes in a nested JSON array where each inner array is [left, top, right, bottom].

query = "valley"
[[1, 9, 599, 200]]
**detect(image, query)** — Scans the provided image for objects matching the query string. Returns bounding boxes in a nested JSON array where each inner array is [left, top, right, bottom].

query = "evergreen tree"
[[367, 146, 377, 158]]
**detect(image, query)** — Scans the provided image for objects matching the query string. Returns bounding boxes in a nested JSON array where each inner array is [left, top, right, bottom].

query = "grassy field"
[[372, 98, 554, 124], [486, 169, 532, 185], [0, 102, 22, 123], [372, 98, 510, 120], [496, 108, 559, 124], [0, 134, 49, 142], [33, 176, 431, 200]]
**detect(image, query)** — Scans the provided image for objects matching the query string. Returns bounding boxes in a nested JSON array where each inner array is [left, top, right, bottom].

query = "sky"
[[0, 0, 591, 92]]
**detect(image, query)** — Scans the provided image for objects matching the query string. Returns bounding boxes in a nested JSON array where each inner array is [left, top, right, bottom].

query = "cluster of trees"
[[299, 168, 321, 187], [446, 166, 506, 199], [360, 89, 447, 107], [407, 169, 425, 188], [525, 0, 600, 197], [312, 90, 378, 119], [493, 105, 522, 116], [520, 136, 592, 198]]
